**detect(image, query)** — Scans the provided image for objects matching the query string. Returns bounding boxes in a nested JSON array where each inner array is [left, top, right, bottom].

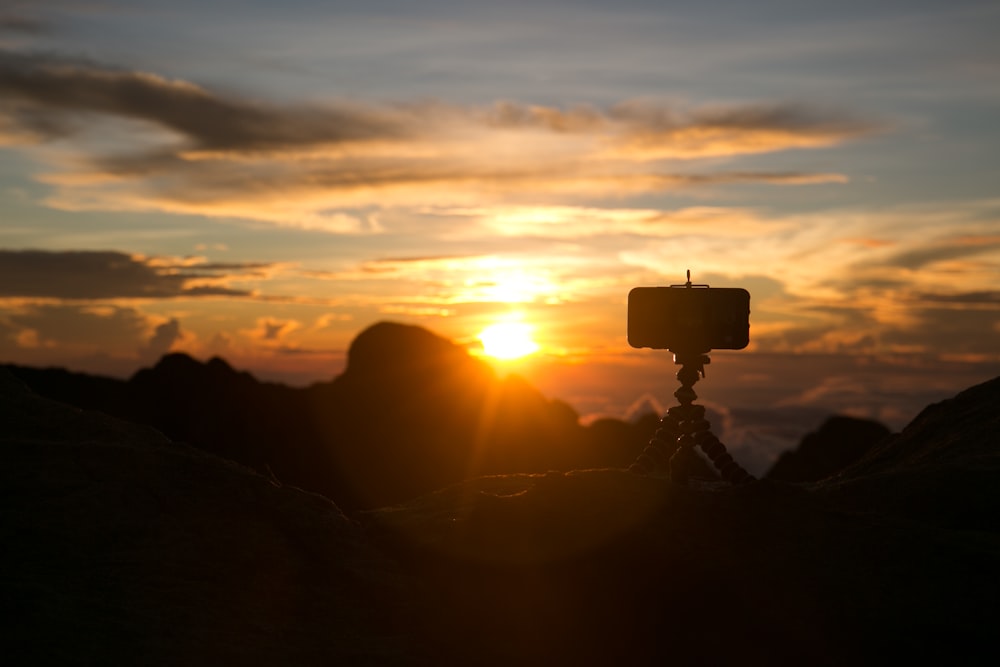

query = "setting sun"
[[478, 321, 540, 360]]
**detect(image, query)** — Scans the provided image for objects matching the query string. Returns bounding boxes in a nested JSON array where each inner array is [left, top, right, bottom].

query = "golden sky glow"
[[478, 319, 541, 360]]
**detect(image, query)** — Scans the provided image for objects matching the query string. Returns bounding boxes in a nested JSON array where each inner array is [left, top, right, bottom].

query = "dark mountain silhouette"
[[3, 321, 652, 509], [303, 322, 586, 506], [365, 375, 1000, 665], [0, 369, 416, 665], [820, 376, 1000, 532], [765, 414, 891, 482], [3, 365, 998, 665]]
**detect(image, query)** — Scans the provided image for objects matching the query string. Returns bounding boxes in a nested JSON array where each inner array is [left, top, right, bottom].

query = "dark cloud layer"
[[0, 51, 408, 151], [884, 307, 1000, 355], [0, 15, 47, 35], [0, 50, 878, 153], [0, 249, 256, 299], [915, 291, 1000, 305], [139, 318, 183, 362], [0, 303, 185, 370], [884, 236, 1000, 270], [0, 49, 880, 222], [483, 99, 879, 141], [609, 100, 879, 141], [7, 303, 148, 347]]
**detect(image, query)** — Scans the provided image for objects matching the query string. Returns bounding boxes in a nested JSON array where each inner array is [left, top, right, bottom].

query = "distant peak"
[[150, 352, 201, 372], [134, 352, 250, 385], [207, 356, 235, 373], [346, 321, 467, 374]]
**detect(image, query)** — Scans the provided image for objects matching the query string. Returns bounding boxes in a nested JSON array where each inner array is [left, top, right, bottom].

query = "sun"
[[478, 321, 540, 360]]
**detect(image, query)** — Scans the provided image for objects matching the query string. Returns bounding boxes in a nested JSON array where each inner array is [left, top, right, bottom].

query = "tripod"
[[629, 349, 755, 485]]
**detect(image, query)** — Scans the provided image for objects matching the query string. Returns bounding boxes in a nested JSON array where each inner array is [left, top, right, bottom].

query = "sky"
[[2, 0, 999, 471]]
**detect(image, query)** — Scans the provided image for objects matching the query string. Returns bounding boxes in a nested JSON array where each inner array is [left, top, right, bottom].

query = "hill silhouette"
[[0, 369, 415, 665], [765, 415, 891, 483], [820, 376, 1000, 532], [3, 321, 654, 509], [368, 375, 1000, 665], [3, 364, 998, 665]]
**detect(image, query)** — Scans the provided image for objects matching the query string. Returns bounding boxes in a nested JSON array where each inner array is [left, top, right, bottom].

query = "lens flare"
[[478, 321, 540, 360]]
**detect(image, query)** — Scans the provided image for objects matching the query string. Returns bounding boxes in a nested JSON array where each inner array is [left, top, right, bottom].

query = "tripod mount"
[[629, 348, 755, 484]]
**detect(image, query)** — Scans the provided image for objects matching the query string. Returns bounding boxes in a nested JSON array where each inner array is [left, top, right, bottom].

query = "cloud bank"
[[0, 249, 265, 299], [0, 50, 881, 229]]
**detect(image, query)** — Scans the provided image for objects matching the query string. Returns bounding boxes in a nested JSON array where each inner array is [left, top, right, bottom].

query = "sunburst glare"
[[478, 320, 540, 360]]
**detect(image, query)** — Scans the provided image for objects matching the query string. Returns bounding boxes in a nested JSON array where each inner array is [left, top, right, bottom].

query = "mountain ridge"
[[3, 322, 656, 509], [4, 321, 897, 509], [3, 367, 998, 664], [0, 367, 418, 665]]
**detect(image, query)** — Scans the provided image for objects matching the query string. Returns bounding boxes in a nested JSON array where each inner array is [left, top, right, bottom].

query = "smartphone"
[[627, 286, 750, 351]]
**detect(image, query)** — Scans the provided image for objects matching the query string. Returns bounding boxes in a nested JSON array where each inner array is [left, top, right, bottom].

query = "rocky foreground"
[[2, 368, 998, 666]]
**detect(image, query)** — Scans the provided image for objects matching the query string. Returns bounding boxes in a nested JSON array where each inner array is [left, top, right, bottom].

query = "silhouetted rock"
[[0, 363, 128, 413], [299, 322, 589, 507], [5, 322, 651, 509], [765, 415, 891, 482], [0, 369, 416, 665], [582, 414, 660, 469], [821, 375, 1000, 531], [366, 375, 1000, 666], [843, 375, 1000, 474], [3, 363, 998, 665], [345, 320, 485, 380]]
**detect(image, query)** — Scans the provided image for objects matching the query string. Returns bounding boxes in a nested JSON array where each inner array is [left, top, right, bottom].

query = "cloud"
[[256, 318, 299, 341], [425, 205, 792, 240], [914, 291, 1000, 306], [0, 51, 410, 151], [883, 235, 1000, 270], [0, 50, 880, 228], [605, 200, 1000, 360], [0, 52, 877, 156], [748, 282, 1000, 359], [882, 306, 1000, 356], [0, 303, 195, 372], [0, 15, 47, 35], [281, 200, 998, 356], [310, 254, 579, 307], [0, 249, 262, 299], [0, 317, 19, 352], [6, 303, 149, 348], [139, 317, 183, 362], [604, 100, 881, 159], [478, 99, 879, 158]]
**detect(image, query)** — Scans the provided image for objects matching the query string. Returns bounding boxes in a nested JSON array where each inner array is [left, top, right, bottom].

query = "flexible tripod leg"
[[629, 352, 755, 485], [628, 409, 681, 475]]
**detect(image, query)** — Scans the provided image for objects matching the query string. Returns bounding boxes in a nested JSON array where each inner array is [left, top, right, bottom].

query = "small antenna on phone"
[[672, 270, 708, 289]]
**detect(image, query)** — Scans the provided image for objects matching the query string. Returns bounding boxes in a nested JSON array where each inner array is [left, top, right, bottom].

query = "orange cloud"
[[0, 50, 879, 228], [0, 249, 265, 300], [841, 237, 895, 248], [604, 100, 881, 160], [253, 318, 300, 341], [434, 205, 794, 239]]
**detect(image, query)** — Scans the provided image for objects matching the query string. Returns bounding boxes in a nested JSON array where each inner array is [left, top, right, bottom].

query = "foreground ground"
[[3, 369, 998, 665]]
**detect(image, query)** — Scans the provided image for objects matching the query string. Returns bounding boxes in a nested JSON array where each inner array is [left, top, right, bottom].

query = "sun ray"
[[478, 320, 540, 360]]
